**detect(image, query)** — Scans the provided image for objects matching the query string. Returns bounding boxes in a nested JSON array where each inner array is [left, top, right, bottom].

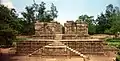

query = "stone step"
[[55, 34, 62, 40], [66, 46, 86, 58]]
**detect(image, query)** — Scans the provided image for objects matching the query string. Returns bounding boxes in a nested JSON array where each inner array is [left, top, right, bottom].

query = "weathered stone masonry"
[[16, 21, 111, 56]]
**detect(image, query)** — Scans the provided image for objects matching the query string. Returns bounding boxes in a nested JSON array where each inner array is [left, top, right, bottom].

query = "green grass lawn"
[[108, 42, 120, 47], [106, 38, 120, 47], [106, 38, 120, 61]]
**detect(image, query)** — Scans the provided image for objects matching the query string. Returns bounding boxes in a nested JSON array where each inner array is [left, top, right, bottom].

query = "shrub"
[[0, 29, 17, 47]]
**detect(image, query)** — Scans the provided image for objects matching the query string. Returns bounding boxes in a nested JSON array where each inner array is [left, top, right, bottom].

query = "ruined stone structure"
[[35, 21, 63, 35], [64, 21, 88, 35], [17, 39, 104, 56], [16, 21, 116, 61]]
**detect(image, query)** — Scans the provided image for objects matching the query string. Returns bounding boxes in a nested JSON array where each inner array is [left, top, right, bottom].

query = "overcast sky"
[[1, 0, 120, 24]]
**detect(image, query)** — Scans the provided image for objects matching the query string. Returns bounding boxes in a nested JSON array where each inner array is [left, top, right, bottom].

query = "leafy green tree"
[[76, 15, 93, 22], [21, 6, 36, 35], [96, 13, 108, 34], [44, 10, 53, 22], [33, 2, 58, 22], [96, 4, 120, 34], [50, 3, 58, 20], [37, 2, 46, 22], [21, 6, 35, 24], [0, 5, 12, 24], [20, 2, 58, 35], [0, 4, 17, 47], [108, 12, 120, 34], [88, 23, 96, 34], [0, 5, 19, 32]]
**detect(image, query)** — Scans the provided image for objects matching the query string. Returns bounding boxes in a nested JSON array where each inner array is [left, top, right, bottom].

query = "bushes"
[[106, 38, 120, 61], [0, 29, 17, 47], [106, 38, 120, 42]]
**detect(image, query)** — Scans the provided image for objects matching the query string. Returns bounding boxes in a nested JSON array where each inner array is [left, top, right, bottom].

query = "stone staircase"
[[28, 40, 87, 58], [66, 46, 86, 58], [27, 33, 89, 60], [55, 34, 62, 40]]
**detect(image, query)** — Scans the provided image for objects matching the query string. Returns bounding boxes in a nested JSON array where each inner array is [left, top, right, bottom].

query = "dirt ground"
[[10, 56, 115, 61], [0, 48, 84, 61], [10, 56, 84, 61], [0, 48, 116, 61], [0, 48, 10, 61]]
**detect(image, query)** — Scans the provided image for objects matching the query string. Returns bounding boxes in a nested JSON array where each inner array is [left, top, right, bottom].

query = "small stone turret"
[[64, 21, 88, 35], [35, 21, 63, 36]]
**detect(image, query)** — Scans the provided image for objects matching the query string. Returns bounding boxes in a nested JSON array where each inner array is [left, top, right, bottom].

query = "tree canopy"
[[32, 2, 58, 22], [76, 4, 120, 35], [96, 4, 120, 34]]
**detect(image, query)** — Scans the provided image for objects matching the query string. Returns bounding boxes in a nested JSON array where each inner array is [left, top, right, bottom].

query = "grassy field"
[[106, 38, 120, 61], [106, 38, 120, 48]]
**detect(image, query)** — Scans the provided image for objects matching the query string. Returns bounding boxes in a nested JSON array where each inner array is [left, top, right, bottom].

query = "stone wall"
[[35, 21, 63, 36], [34, 21, 88, 39], [64, 21, 88, 35], [35, 21, 88, 35], [16, 40, 53, 55], [16, 21, 115, 58], [16, 39, 104, 56], [61, 40, 104, 55]]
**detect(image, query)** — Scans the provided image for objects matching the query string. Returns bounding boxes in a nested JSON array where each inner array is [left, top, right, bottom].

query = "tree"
[[108, 12, 120, 34], [33, 2, 58, 22], [96, 13, 108, 34], [21, 6, 36, 35], [37, 2, 46, 22], [50, 3, 58, 20], [0, 5, 12, 24], [21, 6, 35, 24], [0, 4, 18, 47], [20, 2, 58, 35], [10, 9, 18, 19], [96, 4, 120, 34], [44, 10, 53, 22]]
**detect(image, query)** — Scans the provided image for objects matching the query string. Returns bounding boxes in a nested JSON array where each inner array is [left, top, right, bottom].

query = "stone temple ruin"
[[16, 21, 116, 61]]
